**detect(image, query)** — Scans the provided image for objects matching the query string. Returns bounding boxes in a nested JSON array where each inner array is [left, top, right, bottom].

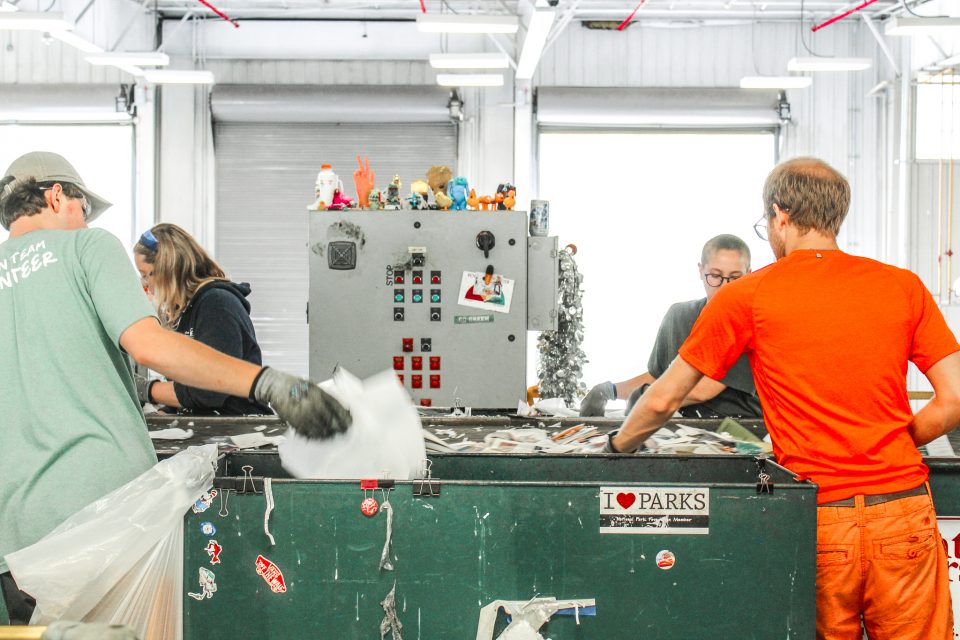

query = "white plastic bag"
[[279, 368, 427, 479], [5, 445, 217, 640]]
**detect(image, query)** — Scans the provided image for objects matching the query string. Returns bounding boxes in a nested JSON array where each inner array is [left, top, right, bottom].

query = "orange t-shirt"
[[678, 249, 959, 504]]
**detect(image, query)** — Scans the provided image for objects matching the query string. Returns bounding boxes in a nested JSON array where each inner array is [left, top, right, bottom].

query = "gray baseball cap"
[[2, 151, 112, 224]]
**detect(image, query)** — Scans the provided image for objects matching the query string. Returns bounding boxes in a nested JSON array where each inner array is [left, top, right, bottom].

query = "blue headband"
[[139, 230, 159, 251]]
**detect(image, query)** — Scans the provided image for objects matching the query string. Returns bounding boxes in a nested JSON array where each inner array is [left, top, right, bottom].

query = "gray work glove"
[[251, 367, 352, 440], [134, 372, 156, 405], [580, 381, 616, 417]]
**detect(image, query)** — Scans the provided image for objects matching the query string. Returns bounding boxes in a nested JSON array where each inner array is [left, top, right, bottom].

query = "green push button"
[[431, 294, 440, 303], [395, 294, 404, 303], [413, 294, 423, 303]]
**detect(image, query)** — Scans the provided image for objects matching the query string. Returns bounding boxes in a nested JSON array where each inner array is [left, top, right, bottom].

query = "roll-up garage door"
[[213, 85, 457, 377]]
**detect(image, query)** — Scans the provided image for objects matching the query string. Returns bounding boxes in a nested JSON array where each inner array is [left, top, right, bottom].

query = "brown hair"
[[0, 177, 86, 230], [134, 223, 226, 327], [701, 234, 751, 268], [762, 157, 851, 236]]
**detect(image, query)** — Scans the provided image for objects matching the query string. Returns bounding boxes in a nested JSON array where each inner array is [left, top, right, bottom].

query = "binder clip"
[[412, 459, 441, 497], [755, 457, 774, 495]]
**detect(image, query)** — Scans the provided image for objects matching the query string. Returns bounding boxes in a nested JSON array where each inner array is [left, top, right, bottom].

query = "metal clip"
[[756, 457, 774, 494], [413, 459, 441, 497]]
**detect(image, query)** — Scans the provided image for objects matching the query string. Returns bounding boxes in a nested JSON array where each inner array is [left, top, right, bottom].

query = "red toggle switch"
[[429, 356, 441, 371], [420, 398, 432, 407], [411, 375, 423, 389], [411, 356, 423, 370], [393, 356, 404, 371], [429, 375, 441, 389], [402, 338, 414, 353]]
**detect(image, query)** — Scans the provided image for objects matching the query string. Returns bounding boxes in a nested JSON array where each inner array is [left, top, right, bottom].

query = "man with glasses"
[[0, 152, 352, 624], [581, 234, 762, 418], [609, 157, 957, 639]]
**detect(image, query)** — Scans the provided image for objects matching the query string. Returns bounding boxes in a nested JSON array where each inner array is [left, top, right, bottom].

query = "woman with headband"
[[133, 223, 271, 415]]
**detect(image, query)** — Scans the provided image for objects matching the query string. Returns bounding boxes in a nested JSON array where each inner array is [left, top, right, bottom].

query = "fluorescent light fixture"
[[0, 11, 72, 30], [86, 51, 169, 67], [516, 9, 556, 80], [49, 30, 102, 53], [436, 73, 504, 87], [417, 14, 519, 34], [740, 76, 812, 89], [142, 69, 215, 85], [885, 17, 960, 36], [429, 52, 509, 69], [787, 57, 872, 72]]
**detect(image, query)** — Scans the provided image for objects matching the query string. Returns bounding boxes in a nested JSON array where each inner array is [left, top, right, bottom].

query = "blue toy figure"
[[448, 177, 469, 211]]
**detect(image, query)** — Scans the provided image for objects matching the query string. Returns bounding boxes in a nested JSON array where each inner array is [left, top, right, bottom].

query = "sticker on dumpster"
[[599, 487, 710, 535], [656, 550, 676, 570], [255, 555, 287, 593], [205, 540, 222, 565], [192, 489, 218, 514], [187, 567, 217, 601]]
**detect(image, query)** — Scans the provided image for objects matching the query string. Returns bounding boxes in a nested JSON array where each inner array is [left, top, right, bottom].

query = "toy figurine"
[[435, 190, 453, 210], [496, 183, 516, 210], [353, 156, 376, 209], [410, 179, 431, 210], [467, 188, 480, 211], [308, 164, 342, 211], [503, 189, 516, 210], [328, 188, 353, 210], [368, 189, 384, 210], [426, 165, 453, 210], [385, 175, 402, 210], [478, 194, 496, 210], [448, 177, 469, 211]]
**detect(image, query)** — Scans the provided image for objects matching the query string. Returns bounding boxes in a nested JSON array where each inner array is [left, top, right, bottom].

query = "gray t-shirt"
[[0, 229, 158, 572], [648, 298, 762, 418]]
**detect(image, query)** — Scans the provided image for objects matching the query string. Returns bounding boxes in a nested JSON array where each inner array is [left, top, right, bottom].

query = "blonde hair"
[[134, 223, 226, 327]]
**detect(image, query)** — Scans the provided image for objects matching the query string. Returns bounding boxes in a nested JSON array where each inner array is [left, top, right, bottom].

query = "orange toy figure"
[[494, 192, 505, 208], [353, 155, 376, 209], [467, 189, 480, 210], [478, 194, 496, 210], [503, 189, 516, 210]]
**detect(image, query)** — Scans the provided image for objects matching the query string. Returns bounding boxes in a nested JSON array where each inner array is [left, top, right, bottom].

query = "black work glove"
[[580, 381, 617, 417], [134, 373, 156, 405], [250, 367, 352, 440]]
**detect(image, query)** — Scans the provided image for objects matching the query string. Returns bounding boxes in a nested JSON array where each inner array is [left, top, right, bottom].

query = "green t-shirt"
[[0, 229, 158, 572]]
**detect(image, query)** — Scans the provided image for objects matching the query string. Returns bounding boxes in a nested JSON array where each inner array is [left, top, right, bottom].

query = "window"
[[536, 131, 776, 386], [916, 77, 960, 160], [0, 125, 134, 246]]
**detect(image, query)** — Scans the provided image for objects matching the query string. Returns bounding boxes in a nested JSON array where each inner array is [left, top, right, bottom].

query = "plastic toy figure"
[[385, 175, 402, 210], [309, 164, 342, 211], [496, 183, 516, 210], [368, 189, 384, 210], [410, 179, 431, 210], [435, 191, 453, 210], [353, 156, 376, 209], [426, 165, 453, 209], [328, 188, 353, 211], [448, 177, 469, 211]]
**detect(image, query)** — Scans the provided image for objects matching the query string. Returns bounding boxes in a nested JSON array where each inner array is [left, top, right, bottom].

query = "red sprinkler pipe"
[[811, 0, 880, 32], [197, 0, 240, 27], [420, 0, 427, 12], [617, 0, 650, 31]]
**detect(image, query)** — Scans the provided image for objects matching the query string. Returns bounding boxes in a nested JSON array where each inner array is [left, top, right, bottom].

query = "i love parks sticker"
[[599, 487, 710, 535]]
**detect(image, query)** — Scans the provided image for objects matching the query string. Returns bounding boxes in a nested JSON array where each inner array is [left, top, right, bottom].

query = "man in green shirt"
[[0, 152, 351, 624]]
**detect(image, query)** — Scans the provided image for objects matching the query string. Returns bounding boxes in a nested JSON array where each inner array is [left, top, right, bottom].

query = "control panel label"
[[454, 314, 495, 325], [599, 487, 710, 535]]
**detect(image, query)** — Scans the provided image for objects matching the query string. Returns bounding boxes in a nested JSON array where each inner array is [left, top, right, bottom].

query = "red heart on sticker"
[[616, 492, 636, 509]]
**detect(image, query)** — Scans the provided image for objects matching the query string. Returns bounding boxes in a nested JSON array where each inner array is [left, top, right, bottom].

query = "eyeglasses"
[[139, 230, 159, 251], [703, 273, 742, 288], [40, 183, 90, 222], [754, 215, 768, 241]]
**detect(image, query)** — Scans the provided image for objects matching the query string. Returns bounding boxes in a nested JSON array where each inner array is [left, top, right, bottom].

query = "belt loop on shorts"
[[819, 483, 929, 508]]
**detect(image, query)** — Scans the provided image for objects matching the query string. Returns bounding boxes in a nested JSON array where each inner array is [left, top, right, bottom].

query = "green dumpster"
[[182, 451, 817, 639]]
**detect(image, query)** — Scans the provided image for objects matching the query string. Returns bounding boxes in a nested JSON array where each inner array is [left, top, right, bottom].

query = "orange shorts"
[[815, 485, 953, 640]]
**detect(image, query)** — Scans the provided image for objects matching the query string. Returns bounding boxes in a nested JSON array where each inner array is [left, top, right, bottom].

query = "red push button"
[[413, 276, 423, 284], [411, 375, 423, 389], [429, 375, 441, 389], [397, 374, 404, 385], [402, 338, 414, 353], [411, 356, 423, 370], [420, 398, 432, 407], [429, 356, 441, 371], [394, 274, 405, 284], [393, 356, 404, 371]]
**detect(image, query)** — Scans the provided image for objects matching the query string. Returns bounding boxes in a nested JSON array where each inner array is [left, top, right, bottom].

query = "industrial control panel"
[[308, 211, 557, 408]]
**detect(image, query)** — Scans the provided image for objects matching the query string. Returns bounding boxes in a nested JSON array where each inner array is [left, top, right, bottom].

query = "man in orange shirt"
[[610, 157, 959, 639]]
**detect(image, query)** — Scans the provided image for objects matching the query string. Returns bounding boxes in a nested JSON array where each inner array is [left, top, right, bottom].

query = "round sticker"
[[656, 550, 676, 570], [200, 521, 217, 536], [360, 497, 379, 517]]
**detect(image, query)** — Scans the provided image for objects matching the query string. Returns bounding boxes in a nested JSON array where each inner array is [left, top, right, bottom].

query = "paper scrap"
[[476, 598, 596, 640], [149, 428, 194, 440], [230, 432, 286, 449]]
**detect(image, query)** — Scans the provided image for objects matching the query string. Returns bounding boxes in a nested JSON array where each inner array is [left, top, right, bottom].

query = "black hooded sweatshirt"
[[171, 281, 273, 416]]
